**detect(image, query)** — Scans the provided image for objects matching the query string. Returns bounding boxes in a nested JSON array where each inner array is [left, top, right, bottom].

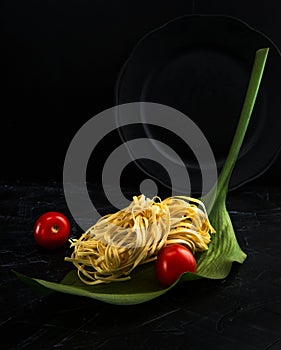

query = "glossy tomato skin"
[[33, 211, 70, 249], [155, 244, 197, 287]]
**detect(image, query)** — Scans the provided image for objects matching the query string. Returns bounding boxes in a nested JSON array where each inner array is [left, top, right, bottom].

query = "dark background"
[[2, 2, 281, 349], [2, 0, 281, 185]]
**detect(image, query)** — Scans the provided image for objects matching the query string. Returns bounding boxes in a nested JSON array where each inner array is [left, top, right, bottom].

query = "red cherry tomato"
[[33, 211, 70, 249], [155, 244, 197, 287]]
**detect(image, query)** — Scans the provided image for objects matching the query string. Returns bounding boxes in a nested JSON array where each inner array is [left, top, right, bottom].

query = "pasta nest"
[[65, 195, 215, 285]]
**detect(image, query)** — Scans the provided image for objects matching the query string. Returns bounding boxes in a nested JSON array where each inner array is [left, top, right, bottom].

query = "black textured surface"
[[1, 181, 281, 350]]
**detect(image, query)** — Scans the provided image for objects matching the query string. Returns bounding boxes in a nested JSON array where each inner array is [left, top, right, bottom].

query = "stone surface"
[[1, 181, 281, 349]]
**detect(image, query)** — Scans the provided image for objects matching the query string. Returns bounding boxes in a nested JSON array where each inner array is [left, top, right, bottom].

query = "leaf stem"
[[216, 48, 269, 200]]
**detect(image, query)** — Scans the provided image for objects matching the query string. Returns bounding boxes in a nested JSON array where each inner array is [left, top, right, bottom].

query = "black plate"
[[115, 14, 281, 194]]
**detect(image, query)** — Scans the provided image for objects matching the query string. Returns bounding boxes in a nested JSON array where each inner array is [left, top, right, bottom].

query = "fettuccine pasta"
[[65, 195, 215, 285]]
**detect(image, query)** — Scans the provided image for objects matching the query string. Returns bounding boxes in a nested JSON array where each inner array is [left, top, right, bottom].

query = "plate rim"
[[114, 13, 281, 192]]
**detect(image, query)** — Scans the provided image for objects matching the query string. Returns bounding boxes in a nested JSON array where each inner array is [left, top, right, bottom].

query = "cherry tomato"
[[33, 211, 70, 249], [155, 244, 197, 287]]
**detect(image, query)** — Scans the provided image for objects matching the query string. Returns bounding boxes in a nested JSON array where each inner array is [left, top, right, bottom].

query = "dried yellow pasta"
[[64, 194, 215, 285]]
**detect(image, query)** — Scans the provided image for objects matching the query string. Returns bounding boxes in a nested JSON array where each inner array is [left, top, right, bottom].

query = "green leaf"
[[14, 48, 269, 305], [195, 200, 247, 280], [13, 266, 172, 305]]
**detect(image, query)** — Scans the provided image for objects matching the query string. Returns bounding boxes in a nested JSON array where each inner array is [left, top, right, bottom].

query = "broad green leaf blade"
[[14, 266, 199, 305], [195, 48, 269, 278], [195, 202, 247, 279], [14, 265, 175, 305]]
